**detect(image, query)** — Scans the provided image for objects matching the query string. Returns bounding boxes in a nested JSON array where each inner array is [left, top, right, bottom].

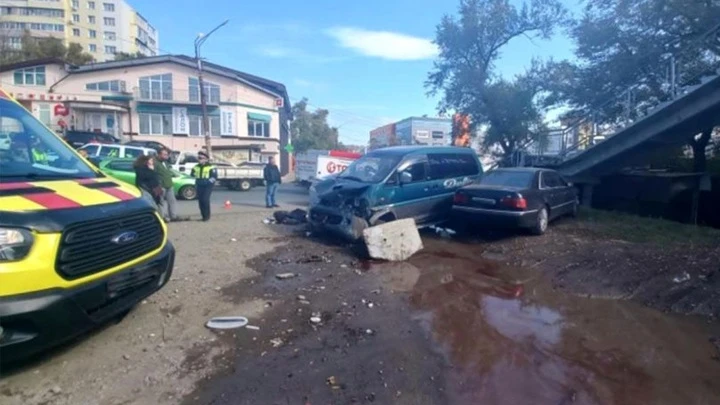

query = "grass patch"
[[573, 207, 720, 245]]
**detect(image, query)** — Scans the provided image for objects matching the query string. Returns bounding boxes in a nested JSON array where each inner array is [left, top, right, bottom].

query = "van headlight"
[[0, 228, 34, 262]]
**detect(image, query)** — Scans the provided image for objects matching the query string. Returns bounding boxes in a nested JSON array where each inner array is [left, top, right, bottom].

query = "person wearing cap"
[[191, 151, 218, 221]]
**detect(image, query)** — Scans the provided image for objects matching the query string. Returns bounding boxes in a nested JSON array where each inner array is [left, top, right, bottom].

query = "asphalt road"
[[175, 183, 310, 217]]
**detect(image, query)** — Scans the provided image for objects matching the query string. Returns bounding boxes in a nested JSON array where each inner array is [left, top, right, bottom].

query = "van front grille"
[[56, 210, 164, 279]]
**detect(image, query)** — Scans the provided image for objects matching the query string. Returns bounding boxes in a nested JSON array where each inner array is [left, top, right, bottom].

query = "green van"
[[308, 146, 483, 240]]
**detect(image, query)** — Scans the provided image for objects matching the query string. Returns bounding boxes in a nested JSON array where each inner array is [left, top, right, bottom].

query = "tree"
[[482, 71, 548, 158], [291, 98, 340, 153], [427, 0, 567, 158], [544, 0, 720, 170], [0, 31, 94, 65], [114, 51, 146, 61]]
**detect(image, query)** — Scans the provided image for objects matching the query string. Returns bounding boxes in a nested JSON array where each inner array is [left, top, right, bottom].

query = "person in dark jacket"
[[154, 148, 178, 222], [133, 155, 163, 211], [263, 156, 281, 208], [191, 151, 218, 221]]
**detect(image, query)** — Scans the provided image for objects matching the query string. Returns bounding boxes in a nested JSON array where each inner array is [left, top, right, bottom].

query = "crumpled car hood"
[[315, 178, 370, 206]]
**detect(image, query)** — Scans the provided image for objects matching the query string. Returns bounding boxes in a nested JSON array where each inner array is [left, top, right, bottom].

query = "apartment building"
[[0, 0, 159, 61], [369, 116, 451, 149], [0, 55, 293, 172]]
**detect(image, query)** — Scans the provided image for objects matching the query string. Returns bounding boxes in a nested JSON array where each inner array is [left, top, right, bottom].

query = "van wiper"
[[339, 175, 364, 182]]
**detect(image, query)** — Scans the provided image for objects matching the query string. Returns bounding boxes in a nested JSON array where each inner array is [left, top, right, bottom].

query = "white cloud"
[[256, 45, 297, 58], [325, 27, 438, 61]]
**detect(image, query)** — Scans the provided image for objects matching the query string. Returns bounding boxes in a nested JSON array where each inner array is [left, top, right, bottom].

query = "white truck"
[[295, 149, 362, 186], [170, 151, 266, 191]]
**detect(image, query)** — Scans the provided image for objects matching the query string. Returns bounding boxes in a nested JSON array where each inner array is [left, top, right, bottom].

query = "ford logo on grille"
[[111, 231, 139, 245]]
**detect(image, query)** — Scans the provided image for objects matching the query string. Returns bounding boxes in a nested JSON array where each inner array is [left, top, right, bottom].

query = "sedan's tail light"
[[453, 192, 469, 204], [500, 196, 527, 210]]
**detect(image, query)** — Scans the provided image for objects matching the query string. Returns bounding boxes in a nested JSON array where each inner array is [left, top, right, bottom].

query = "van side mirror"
[[399, 171, 412, 184]]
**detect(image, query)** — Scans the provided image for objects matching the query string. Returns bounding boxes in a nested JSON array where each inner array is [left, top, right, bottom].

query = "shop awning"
[[247, 112, 271, 122], [65, 101, 128, 112]]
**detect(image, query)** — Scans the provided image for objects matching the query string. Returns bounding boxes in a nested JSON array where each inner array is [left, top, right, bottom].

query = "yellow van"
[[0, 89, 175, 363]]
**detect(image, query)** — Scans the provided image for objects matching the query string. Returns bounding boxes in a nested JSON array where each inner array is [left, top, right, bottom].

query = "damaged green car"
[[308, 146, 483, 241]]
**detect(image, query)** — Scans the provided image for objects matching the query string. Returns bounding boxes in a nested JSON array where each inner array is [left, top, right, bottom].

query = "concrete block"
[[362, 218, 423, 261]]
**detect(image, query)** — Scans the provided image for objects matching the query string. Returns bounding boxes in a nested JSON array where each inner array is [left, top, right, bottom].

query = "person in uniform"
[[191, 151, 217, 221]]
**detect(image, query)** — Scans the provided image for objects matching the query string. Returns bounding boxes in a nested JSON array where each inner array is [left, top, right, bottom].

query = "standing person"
[[133, 155, 163, 212], [263, 156, 281, 208], [191, 151, 217, 221], [154, 148, 179, 222]]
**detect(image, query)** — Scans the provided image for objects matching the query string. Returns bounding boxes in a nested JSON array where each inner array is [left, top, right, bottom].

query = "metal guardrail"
[[518, 23, 720, 164]]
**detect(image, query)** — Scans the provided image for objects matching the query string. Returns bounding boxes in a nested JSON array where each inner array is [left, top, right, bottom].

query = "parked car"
[[79, 143, 156, 159], [451, 167, 578, 235], [62, 130, 119, 148], [308, 146, 484, 241], [98, 158, 198, 200], [123, 140, 169, 151]]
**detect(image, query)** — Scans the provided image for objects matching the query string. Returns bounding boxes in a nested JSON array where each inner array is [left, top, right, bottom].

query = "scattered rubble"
[[363, 218, 423, 261], [269, 338, 284, 348], [275, 272, 297, 280], [272, 209, 308, 225], [673, 272, 691, 283]]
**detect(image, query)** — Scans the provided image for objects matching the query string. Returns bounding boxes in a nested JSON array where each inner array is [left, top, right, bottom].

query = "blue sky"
[[135, 0, 580, 145]]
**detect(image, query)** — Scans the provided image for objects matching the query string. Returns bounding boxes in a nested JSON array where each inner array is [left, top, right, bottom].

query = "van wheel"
[[239, 180, 252, 191], [531, 207, 549, 235], [179, 185, 197, 200]]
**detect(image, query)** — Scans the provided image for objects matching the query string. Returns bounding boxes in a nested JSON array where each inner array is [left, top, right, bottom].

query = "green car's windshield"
[[339, 154, 402, 183], [0, 98, 99, 182]]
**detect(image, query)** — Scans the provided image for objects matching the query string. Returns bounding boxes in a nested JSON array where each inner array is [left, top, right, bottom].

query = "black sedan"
[[451, 168, 578, 235]]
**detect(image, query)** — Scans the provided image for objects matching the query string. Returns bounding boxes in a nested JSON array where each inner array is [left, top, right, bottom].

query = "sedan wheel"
[[180, 185, 197, 200], [531, 207, 549, 235]]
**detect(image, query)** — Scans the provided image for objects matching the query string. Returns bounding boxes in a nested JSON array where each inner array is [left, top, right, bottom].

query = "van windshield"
[[339, 154, 402, 183], [0, 98, 99, 182]]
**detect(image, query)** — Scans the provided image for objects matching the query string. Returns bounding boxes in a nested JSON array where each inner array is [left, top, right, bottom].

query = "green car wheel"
[[179, 185, 197, 200]]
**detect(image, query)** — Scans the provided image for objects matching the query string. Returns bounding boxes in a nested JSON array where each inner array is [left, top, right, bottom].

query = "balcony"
[[132, 87, 220, 105]]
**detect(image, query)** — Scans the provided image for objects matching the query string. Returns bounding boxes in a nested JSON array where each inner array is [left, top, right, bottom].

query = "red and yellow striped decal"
[[0, 179, 140, 212]]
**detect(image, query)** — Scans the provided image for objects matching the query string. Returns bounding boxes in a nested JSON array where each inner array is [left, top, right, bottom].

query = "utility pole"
[[194, 20, 229, 159]]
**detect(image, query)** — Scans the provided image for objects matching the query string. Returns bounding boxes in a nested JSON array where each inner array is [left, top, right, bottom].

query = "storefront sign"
[[54, 104, 69, 116], [220, 107, 234, 136], [172, 107, 189, 135]]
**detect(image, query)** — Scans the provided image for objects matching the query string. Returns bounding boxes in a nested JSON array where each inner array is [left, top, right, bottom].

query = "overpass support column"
[[580, 184, 594, 207]]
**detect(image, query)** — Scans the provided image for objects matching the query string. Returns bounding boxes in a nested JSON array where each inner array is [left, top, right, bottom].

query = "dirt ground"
[[1, 207, 720, 405]]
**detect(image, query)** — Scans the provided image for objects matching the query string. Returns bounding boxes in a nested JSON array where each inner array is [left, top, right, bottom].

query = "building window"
[[88, 44, 97, 52], [88, 15, 95, 24], [248, 119, 270, 138], [139, 113, 172, 135], [88, 1, 95, 9], [189, 115, 221, 136], [37, 104, 51, 125], [103, 2, 114, 11], [86, 80, 125, 92], [89, 29, 96, 38], [72, 0, 79, 8], [188, 78, 220, 104], [431, 131, 444, 139], [139, 74, 172, 101], [4, 22, 65, 32], [72, 14, 80, 22], [103, 17, 115, 26], [103, 31, 116, 40], [72, 28, 80, 36], [104, 45, 116, 54], [13, 66, 46, 86], [2, 7, 64, 17]]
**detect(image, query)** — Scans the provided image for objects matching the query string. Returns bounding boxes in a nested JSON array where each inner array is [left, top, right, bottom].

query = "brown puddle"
[[369, 239, 720, 405]]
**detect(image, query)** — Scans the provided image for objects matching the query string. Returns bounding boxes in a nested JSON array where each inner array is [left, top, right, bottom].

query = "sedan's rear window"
[[480, 170, 534, 188]]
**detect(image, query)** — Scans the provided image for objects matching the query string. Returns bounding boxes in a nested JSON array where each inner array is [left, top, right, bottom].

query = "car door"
[[426, 153, 472, 223], [104, 160, 136, 184], [541, 171, 569, 218], [390, 156, 436, 224]]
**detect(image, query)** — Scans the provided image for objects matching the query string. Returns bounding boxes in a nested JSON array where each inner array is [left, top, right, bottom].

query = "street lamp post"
[[194, 20, 229, 158]]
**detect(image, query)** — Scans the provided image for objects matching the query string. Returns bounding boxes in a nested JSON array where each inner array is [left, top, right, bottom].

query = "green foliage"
[[114, 52, 146, 61], [0, 31, 94, 65], [426, 0, 567, 158], [291, 98, 340, 153]]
